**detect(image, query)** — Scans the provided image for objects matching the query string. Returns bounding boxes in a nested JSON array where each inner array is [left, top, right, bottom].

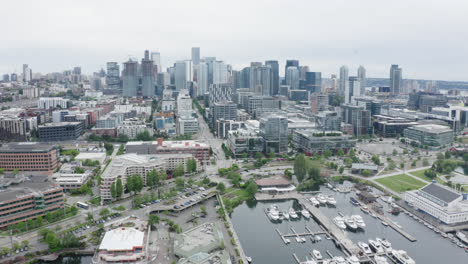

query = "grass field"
[[376, 174, 427, 193], [409, 169, 445, 184]]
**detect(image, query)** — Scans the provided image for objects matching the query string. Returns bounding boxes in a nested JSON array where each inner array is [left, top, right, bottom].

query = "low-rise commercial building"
[[96, 226, 147, 263], [0, 177, 64, 229], [177, 115, 199, 135], [292, 129, 356, 155], [125, 139, 210, 165], [373, 115, 419, 137], [0, 143, 59, 174], [404, 182, 468, 225], [54, 173, 90, 190], [403, 124, 454, 148], [38, 122, 83, 141]]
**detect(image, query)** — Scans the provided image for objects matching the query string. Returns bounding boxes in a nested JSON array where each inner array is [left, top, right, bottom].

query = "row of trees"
[[39, 229, 84, 252], [294, 154, 324, 190]]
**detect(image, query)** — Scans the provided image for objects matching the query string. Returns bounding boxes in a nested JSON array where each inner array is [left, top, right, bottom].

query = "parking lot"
[[145, 186, 217, 213]]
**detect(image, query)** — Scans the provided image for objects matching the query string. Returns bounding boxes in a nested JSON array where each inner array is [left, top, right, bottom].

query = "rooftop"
[[0, 177, 58, 204], [75, 152, 106, 161], [99, 227, 144, 251], [420, 182, 460, 203], [174, 223, 223, 259], [409, 124, 453, 133], [255, 176, 291, 186], [126, 140, 208, 148], [0, 142, 56, 153], [39, 122, 81, 127]]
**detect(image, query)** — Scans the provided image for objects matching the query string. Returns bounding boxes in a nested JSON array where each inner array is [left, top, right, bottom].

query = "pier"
[[376, 214, 417, 242]]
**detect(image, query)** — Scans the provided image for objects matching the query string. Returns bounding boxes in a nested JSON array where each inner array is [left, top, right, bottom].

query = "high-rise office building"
[[151, 52, 161, 72], [241, 67, 250, 88], [141, 50, 155, 97], [285, 60, 299, 84], [250, 63, 273, 96], [339, 65, 348, 97], [304, 72, 322, 93], [106, 62, 120, 89], [390, 64, 402, 95], [22, 64, 31, 83], [259, 114, 288, 154], [175, 61, 192, 91], [330, 74, 338, 91], [204, 57, 216, 85], [213, 61, 229, 84], [285, 66, 300, 90], [265, 60, 279, 95], [195, 62, 208, 96], [357, 65, 366, 95], [10, 73, 17, 82], [122, 60, 139, 97], [191, 47, 200, 65], [299, 66, 309, 80], [346, 76, 361, 104]]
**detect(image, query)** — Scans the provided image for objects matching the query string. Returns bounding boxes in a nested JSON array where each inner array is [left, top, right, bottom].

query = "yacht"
[[317, 194, 328, 205], [327, 196, 337, 206], [333, 256, 346, 264], [374, 256, 389, 264], [346, 255, 360, 264], [314, 235, 322, 241], [368, 239, 384, 254], [376, 238, 392, 252], [358, 242, 372, 255], [301, 209, 311, 219], [456, 231, 468, 245], [360, 205, 369, 214], [352, 215, 366, 229], [381, 221, 389, 227], [350, 197, 359, 206], [301, 257, 317, 264], [289, 208, 299, 219], [310, 197, 320, 206], [283, 211, 290, 220], [312, 249, 323, 260], [344, 216, 358, 231], [333, 216, 347, 230], [327, 183, 333, 189], [246, 256, 252, 263], [392, 250, 415, 264], [268, 205, 280, 221]]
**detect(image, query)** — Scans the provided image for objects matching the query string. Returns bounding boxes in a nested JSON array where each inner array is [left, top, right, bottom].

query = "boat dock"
[[376, 214, 417, 242]]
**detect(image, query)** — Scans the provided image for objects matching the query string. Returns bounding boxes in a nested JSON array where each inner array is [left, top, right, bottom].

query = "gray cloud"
[[1, 0, 467, 81]]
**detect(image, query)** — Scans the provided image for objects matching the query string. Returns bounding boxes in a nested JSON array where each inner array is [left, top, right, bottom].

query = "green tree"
[[361, 169, 371, 177], [339, 166, 344, 174], [323, 150, 332, 158], [216, 182, 226, 193], [148, 214, 160, 227], [136, 130, 152, 141], [99, 208, 110, 217], [294, 154, 307, 182], [308, 165, 321, 181], [173, 165, 185, 177], [104, 143, 114, 156], [186, 159, 197, 173], [175, 177, 185, 189], [245, 180, 258, 197], [400, 162, 405, 169], [445, 151, 451, 159], [110, 182, 116, 199], [146, 170, 157, 189], [422, 158, 430, 166], [392, 149, 398, 156], [116, 178, 123, 198], [284, 169, 293, 179], [202, 177, 210, 185], [371, 155, 381, 165], [86, 212, 94, 222], [0, 168, 4, 174], [337, 149, 345, 157], [37, 215, 43, 226], [254, 152, 262, 160], [437, 152, 445, 160]]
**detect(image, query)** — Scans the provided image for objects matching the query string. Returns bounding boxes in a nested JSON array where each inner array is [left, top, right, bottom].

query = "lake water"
[[231, 184, 468, 264]]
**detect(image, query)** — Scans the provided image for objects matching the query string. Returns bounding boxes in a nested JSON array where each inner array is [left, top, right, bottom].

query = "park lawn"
[[376, 174, 427, 193], [409, 169, 445, 184]]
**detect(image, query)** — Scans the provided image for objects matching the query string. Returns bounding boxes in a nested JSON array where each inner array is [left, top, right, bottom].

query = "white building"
[[213, 60, 229, 84], [177, 115, 198, 135], [54, 173, 90, 190], [117, 124, 153, 139], [97, 227, 146, 263], [404, 182, 468, 225], [176, 90, 193, 116], [38, 97, 69, 109], [75, 152, 107, 164]]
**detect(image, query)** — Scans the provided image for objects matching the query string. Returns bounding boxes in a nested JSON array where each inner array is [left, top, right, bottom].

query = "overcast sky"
[[1, 0, 468, 81]]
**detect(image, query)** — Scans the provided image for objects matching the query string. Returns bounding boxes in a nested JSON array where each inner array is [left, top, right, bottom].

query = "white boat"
[[344, 216, 358, 230], [315, 235, 322, 241], [456, 231, 468, 245], [360, 205, 369, 214], [347, 255, 360, 264], [285, 238, 291, 244], [312, 249, 323, 260], [310, 197, 320, 206], [289, 208, 299, 219], [317, 194, 327, 205], [358, 241, 372, 255], [327, 196, 337, 206], [301, 257, 317, 264], [246, 256, 252, 263], [302, 209, 311, 219], [392, 250, 415, 264], [376, 238, 392, 252], [370, 212, 378, 218], [392, 221, 403, 229], [374, 256, 389, 264], [381, 221, 389, 227], [296, 237, 302, 243], [327, 183, 333, 189], [283, 211, 290, 220], [368, 239, 384, 254], [333, 216, 347, 229], [352, 215, 366, 229], [333, 256, 346, 264], [268, 205, 280, 221]]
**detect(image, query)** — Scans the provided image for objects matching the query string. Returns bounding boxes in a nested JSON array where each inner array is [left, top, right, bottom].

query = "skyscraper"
[[191, 47, 200, 65], [195, 62, 208, 96], [357, 65, 366, 95], [346, 76, 361, 104], [390, 64, 402, 95], [175, 61, 192, 91], [22, 64, 31, 83], [285, 66, 300, 90], [250, 63, 273, 96], [304, 72, 322, 93], [204, 57, 216, 86], [151, 52, 161, 72], [213, 61, 229, 84], [141, 50, 155, 97], [339, 65, 348, 97], [122, 60, 139, 97], [106, 62, 120, 89], [285, 60, 299, 84], [265, 60, 279, 95]]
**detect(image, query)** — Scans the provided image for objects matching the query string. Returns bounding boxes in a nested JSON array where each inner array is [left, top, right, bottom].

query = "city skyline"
[[1, 0, 468, 81]]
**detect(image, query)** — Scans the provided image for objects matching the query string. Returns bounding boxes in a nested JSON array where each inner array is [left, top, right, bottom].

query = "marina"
[[232, 182, 468, 264]]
